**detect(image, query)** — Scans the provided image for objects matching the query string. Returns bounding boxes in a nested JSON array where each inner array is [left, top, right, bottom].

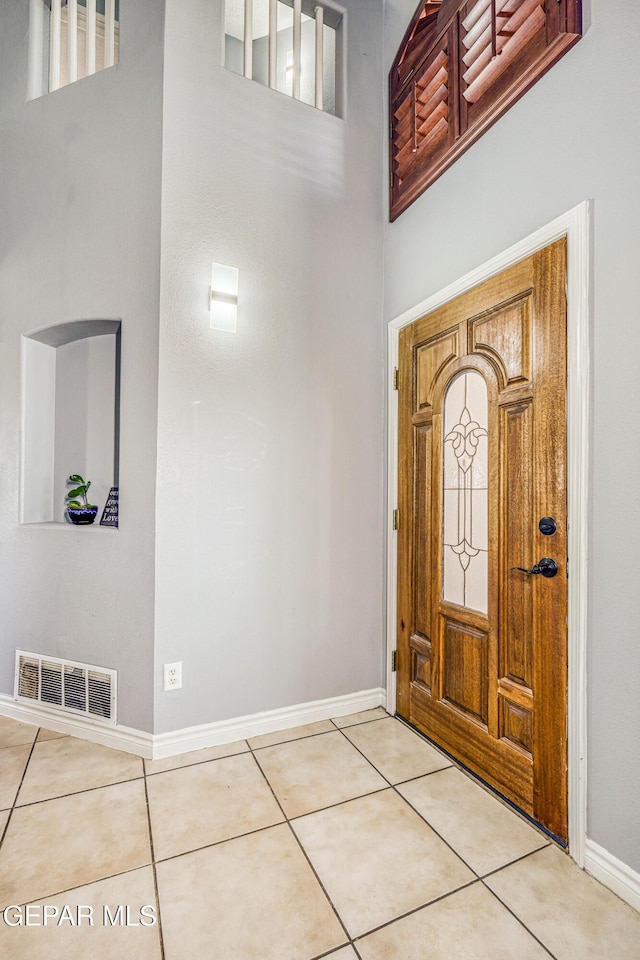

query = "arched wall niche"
[[21, 319, 121, 526]]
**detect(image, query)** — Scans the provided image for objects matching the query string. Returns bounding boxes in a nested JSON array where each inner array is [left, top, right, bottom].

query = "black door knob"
[[512, 558, 558, 578]]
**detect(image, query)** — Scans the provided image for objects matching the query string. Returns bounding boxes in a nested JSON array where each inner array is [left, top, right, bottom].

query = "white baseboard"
[[0, 693, 153, 757], [0, 687, 387, 761], [584, 837, 640, 913], [151, 687, 387, 758]]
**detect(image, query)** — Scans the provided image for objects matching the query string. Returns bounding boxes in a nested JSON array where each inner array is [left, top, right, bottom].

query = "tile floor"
[[0, 709, 638, 959]]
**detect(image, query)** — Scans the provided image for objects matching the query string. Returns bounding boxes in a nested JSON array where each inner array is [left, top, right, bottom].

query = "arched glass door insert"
[[442, 369, 488, 613]]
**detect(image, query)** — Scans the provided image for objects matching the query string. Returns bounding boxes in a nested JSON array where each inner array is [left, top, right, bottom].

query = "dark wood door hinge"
[[392, 650, 398, 672], [392, 509, 399, 530], [393, 367, 399, 390]]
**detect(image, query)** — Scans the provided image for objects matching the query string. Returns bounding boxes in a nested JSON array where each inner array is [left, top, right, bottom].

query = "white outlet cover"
[[163, 662, 182, 691]]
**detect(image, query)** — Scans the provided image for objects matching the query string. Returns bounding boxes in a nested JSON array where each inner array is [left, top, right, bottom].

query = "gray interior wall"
[[224, 33, 244, 77], [0, 0, 165, 731], [154, 0, 385, 733], [21, 340, 57, 524], [383, 0, 640, 872]]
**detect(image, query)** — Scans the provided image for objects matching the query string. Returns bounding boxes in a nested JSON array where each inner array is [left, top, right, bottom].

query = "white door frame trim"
[[385, 200, 591, 866]]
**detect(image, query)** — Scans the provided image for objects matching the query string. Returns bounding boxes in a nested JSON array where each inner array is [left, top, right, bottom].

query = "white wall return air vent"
[[15, 651, 117, 725]]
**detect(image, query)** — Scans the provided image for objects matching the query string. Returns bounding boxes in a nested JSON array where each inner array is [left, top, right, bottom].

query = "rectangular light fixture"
[[210, 263, 239, 332]]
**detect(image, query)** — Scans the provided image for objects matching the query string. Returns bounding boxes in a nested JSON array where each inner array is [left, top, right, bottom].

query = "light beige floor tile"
[[326, 948, 359, 960], [332, 707, 389, 729], [17, 736, 142, 806], [0, 810, 9, 834], [249, 719, 335, 750], [0, 779, 151, 906], [156, 823, 346, 960], [146, 751, 284, 861], [486, 845, 640, 960], [292, 788, 473, 938], [254, 731, 387, 818], [398, 766, 547, 874], [0, 744, 32, 811], [0, 867, 161, 960], [0, 716, 38, 749], [343, 717, 452, 784], [357, 881, 550, 959], [144, 738, 248, 776], [36, 728, 68, 742]]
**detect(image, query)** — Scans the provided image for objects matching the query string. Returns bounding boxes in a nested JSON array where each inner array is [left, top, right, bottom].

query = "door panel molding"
[[386, 200, 590, 865]]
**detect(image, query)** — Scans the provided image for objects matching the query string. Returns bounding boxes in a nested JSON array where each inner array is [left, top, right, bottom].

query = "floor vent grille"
[[14, 651, 117, 725]]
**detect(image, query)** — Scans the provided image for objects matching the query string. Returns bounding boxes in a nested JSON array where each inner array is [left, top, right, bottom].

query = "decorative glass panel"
[[442, 370, 488, 612]]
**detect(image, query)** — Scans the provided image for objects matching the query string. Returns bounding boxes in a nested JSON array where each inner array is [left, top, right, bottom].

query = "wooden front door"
[[396, 239, 568, 841]]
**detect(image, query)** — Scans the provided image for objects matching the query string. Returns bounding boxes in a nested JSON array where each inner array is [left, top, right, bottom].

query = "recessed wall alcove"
[[21, 319, 121, 527]]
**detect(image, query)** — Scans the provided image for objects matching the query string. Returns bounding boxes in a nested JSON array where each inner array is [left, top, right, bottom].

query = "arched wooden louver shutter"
[[390, 0, 582, 221], [393, 37, 452, 185], [462, 0, 546, 104]]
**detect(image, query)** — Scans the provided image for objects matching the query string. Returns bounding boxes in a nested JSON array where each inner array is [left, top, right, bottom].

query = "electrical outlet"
[[163, 662, 182, 691]]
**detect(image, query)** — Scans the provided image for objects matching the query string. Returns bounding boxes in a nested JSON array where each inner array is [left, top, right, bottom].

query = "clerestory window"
[[29, 0, 120, 99], [224, 0, 345, 118]]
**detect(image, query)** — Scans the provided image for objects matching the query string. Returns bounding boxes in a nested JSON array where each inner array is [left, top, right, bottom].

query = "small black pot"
[[67, 506, 98, 525]]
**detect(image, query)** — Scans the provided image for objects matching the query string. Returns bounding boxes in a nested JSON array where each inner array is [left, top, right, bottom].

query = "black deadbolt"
[[539, 516, 557, 536]]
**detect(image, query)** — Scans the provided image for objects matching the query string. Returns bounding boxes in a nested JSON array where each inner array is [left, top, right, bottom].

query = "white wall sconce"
[[210, 263, 239, 332]]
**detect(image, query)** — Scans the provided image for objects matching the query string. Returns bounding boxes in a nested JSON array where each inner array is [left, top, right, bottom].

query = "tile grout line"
[[389, 764, 454, 788], [479, 841, 552, 881], [481, 874, 559, 960], [392, 776, 553, 882], [145, 744, 249, 775], [0, 732, 39, 852], [246, 718, 491, 940], [351, 941, 366, 960], [333, 717, 572, 950], [328, 712, 389, 730], [247, 739, 355, 951], [308, 938, 367, 960], [248, 720, 516, 950], [351, 878, 481, 944], [142, 762, 167, 960], [246, 710, 389, 752], [307, 941, 362, 960], [153, 819, 290, 866], [394, 713, 556, 843], [339, 724, 556, 890], [389, 781, 483, 877], [10, 772, 146, 810], [333, 722, 485, 879], [0, 863, 158, 912]]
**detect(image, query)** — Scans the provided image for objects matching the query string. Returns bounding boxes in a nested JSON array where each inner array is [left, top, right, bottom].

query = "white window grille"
[[224, 0, 345, 117], [29, 0, 120, 99]]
